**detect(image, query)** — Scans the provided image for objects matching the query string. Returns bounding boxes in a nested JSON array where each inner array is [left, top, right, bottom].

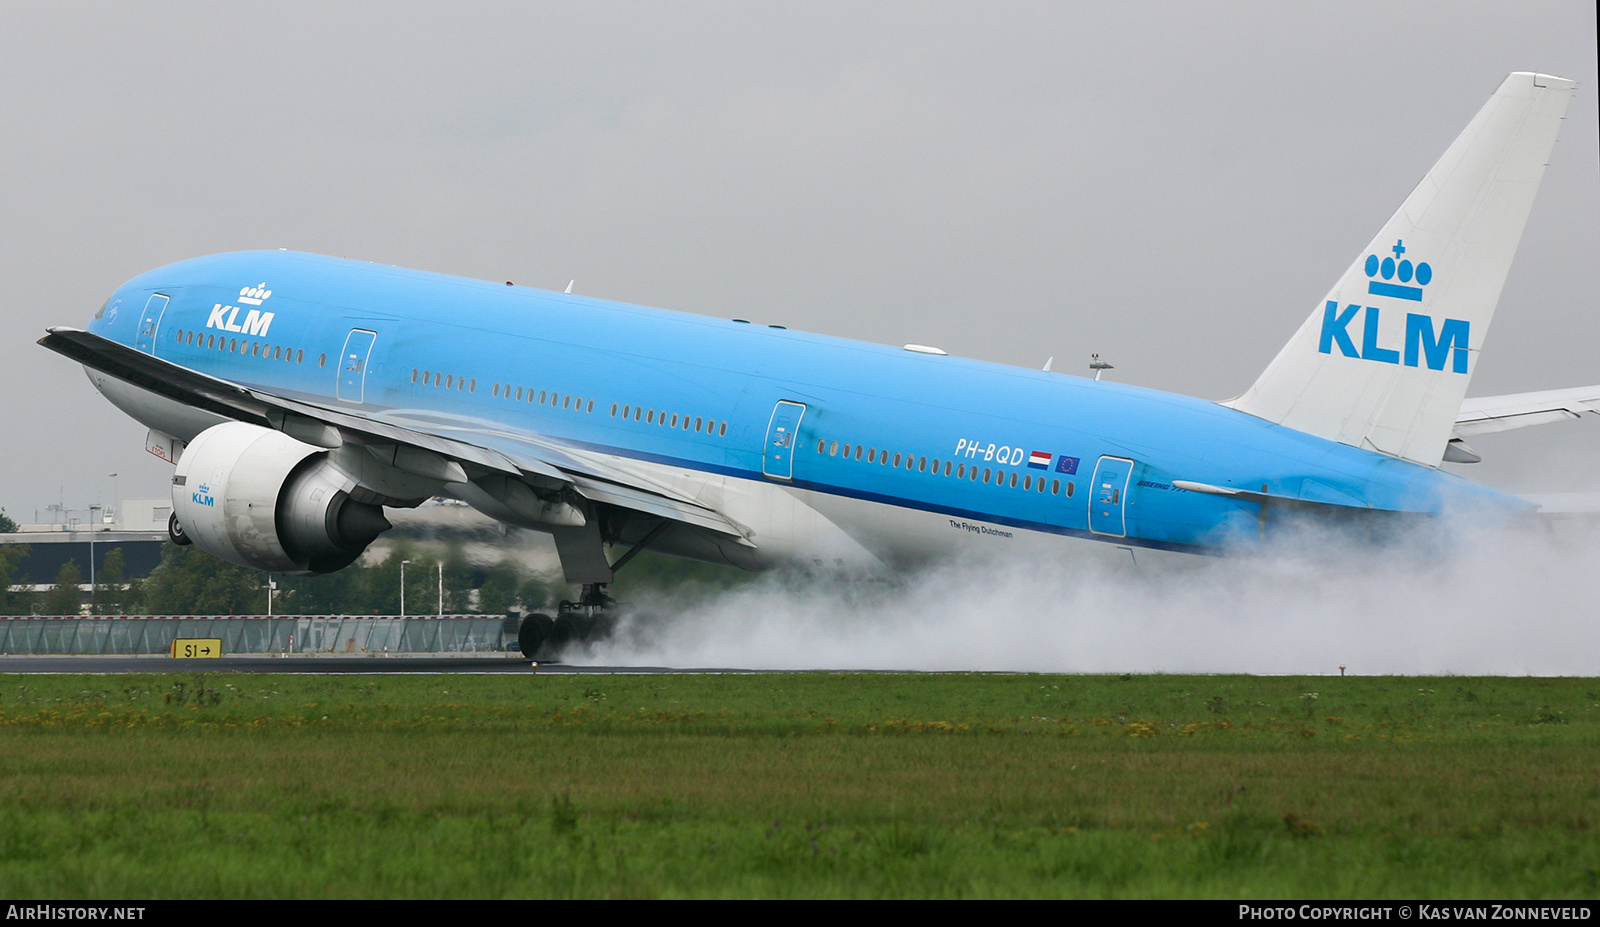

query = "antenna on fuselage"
[[565, 280, 575, 294], [1042, 356, 1053, 372], [1090, 353, 1114, 381]]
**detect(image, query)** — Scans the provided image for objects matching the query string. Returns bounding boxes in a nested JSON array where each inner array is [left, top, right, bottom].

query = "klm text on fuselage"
[[1318, 302, 1469, 373]]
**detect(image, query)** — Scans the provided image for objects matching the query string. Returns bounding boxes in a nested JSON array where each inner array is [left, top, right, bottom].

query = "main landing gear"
[[519, 514, 673, 661], [517, 583, 621, 660]]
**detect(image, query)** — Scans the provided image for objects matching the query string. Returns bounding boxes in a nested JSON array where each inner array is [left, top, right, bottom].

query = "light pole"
[[87, 505, 101, 613], [400, 560, 412, 616], [108, 473, 119, 525], [437, 562, 443, 617]]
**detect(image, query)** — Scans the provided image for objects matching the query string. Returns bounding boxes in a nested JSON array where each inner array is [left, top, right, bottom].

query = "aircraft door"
[[337, 329, 378, 403], [762, 400, 807, 480], [1088, 456, 1134, 537], [134, 294, 170, 354]]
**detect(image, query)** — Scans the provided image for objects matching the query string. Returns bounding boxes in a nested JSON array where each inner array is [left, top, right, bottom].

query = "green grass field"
[[0, 671, 1595, 898]]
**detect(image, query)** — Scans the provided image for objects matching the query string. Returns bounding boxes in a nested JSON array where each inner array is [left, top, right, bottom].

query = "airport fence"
[[0, 615, 519, 655]]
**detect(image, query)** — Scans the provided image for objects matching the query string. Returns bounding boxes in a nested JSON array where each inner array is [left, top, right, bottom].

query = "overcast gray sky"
[[2, 1, 1595, 522]]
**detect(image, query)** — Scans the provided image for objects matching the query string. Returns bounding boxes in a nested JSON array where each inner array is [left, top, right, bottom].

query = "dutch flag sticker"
[[1028, 450, 1052, 470]]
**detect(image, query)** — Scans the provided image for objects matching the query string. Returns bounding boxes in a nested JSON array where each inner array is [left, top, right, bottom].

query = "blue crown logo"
[[1364, 240, 1432, 302]]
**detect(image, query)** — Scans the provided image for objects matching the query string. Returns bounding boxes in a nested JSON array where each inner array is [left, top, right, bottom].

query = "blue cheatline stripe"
[[1368, 281, 1423, 301], [560, 437, 1215, 557]]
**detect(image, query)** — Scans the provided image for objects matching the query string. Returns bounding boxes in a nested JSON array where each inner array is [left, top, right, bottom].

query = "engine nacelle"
[[172, 422, 391, 574]]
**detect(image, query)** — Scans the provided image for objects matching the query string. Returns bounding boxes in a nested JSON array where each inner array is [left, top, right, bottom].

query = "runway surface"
[[0, 656, 765, 674]]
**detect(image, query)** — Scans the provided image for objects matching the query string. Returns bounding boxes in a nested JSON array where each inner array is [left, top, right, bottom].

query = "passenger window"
[[446, 375, 454, 389], [610, 403, 618, 417], [587, 399, 594, 413], [817, 439, 826, 454], [1009, 472, 1017, 488], [296, 349, 303, 363], [1051, 479, 1059, 495], [918, 457, 926, 472], [719, 422, 727, 436], [319, 353, 326, 367], [230, 338, 238, 352], [1067, 482, 1075, 497], [696, 417, 703, 433], [893, 453, 902, 467], [983, 468, 992, 484], [1023, 475, 1032, 491], [411, 370, 419, 384], [647, 410, 655, 424], [635, 408, 643, 422], [943, 461, 951, 476], [492, 384, 500, 398], [854, 446, 862, 461], [829, 441, 838, 456], [958, 464, 965, 479], [469, 379, 476, 392]]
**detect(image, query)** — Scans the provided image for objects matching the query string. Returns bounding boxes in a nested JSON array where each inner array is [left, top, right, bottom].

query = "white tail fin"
[[1223, 72, 1575, 466]]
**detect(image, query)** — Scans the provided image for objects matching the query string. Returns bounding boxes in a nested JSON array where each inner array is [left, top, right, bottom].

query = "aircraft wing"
[[1454, 385, 1600, 438], [39, 327, 753, 544]]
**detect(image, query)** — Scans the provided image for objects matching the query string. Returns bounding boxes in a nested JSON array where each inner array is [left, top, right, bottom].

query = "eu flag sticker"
[[1055, 456, 1079, 475]]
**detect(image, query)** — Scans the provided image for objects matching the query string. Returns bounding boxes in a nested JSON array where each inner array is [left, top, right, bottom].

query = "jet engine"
[[171, 422, 391, 574]]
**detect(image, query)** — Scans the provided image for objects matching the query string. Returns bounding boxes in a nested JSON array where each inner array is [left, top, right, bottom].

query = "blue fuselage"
[[87, 250, 1520, 560]]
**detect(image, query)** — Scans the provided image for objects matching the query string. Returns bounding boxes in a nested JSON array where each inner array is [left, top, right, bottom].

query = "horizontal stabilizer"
[[1455, 385, 1600, 438], [1520, 493, 1600, 515]]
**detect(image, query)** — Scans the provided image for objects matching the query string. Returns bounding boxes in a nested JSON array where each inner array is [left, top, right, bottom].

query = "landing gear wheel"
[[517, 613, 554, 659], [168, 512, 192, 546], [584, 613, 617, 643], [551, 613, 583, 652]]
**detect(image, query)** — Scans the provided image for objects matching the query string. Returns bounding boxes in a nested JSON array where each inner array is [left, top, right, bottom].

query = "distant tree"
[[43, 560, 83, 616], [96, 547, 131, 615], [477, 561, 522, 615], [441, 547, 475, 614], [518, 576, 554, 612], [0, 508, 18, 533], [139, 543, 264, 615], [0, 543, 30, 612], [277, 567, 367, 615], [606, 550, 757, 598]]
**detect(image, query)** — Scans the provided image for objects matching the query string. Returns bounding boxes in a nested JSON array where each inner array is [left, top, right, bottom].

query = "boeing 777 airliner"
[[41, 72, 1599, 656]]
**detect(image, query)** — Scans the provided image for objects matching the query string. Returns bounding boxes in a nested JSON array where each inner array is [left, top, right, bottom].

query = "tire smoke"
[[589, 517, 1600, 675]]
